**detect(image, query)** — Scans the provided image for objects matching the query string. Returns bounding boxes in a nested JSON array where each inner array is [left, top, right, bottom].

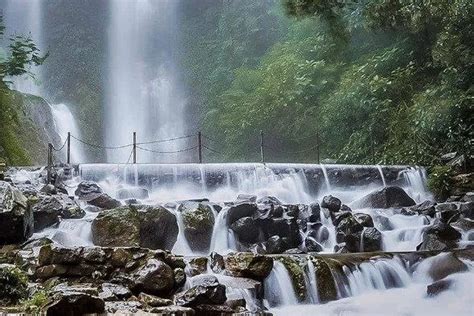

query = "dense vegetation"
[[180, 0, 472, 165]]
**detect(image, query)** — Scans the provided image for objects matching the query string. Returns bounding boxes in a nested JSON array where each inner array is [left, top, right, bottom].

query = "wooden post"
[[260, 130, 265, 163], [133, 132, 137, 164], [197, 132, 203, 163], [47, 143, 53, 184], [67, 132, 71, 164]]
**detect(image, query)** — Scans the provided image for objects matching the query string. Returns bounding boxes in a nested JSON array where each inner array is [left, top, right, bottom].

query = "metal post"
[[260, 130, 265, 163], [133, 132, 137, 164], [47, 143, 53, 184], [316, 130, 320, 164], [198, 131, 203, 163], [67, 132, 71, 164]]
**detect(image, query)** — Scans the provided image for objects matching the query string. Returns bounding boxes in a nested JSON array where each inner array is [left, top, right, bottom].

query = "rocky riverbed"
[[0, 166, 473, 315]]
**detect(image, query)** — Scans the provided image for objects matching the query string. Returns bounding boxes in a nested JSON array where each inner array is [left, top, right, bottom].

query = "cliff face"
[[0, 86, 60, 165]]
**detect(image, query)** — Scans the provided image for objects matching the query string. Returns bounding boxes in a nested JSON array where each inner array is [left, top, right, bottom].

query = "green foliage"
[[0, 264, 28, 306], [21, 289, 49, 314], [428, 165, 454, 200]]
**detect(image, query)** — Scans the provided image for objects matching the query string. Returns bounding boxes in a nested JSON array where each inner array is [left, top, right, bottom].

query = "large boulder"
[[226, 203, 258, 225], [31, 195, 63, 231], [91, 206, 178, 250], [411, 200, 436, 217], [417, 220, 461, 251], [426, 253, 468, 281], [133, 259, 175, 296], [87, 193, 121, 210], [45, 291, 105, 316], [224, 253, 273, 280], [74, 181, 102, 200], [180, 202, 215, 252], [175, 276, 226, 307], [311, 258, 338, 303], [360, 227, 383, 252], [352, 186, 416, 209], [0, 181, 33, 244], [321, 195, 341, 213], [230, 216, 260, 244]]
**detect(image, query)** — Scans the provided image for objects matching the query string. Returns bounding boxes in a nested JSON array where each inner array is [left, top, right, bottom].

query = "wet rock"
[[332, 211, 352, 226], [436, 203, 460, 223], [321, 195, 341, 213], [426, 253, 468, 281], [411, 200, 436, 217], [0, 181, 33, 244], [40, 183, 57, 195], [116, 187, 149, 200], [92, 205, 178, 250], [311, 258, 337, 303], [187, 257, 208, 276], [83, 247, 106, 264], [99, 283, 131, 301], [305, 236, 323, 252], [336, 214, 364, 236], [352, 186, 415, 209], [308, 203, 321, 222], [261, 217, 301, 248], [459, 202, 474, 220], [461, 192, 474, 203], [257, 196, 281, 205], [354, 213, 374, 227], [138, 292, 172, 307], [227, 203, 258, 225], [236, 194, 257, 203], [175, 276, 226, 307], [45, 291, 105, 316], [400, 208, 417, 216], [105, 300, 142, 313], [210, 252, 225, 273], [224, 253, 273, 280], [174, 268, 186, 288], [87, 193, 121, 209], [53, 283, 99, 296], [31, 195, 62, 231], [133, 259, 175, 296], [425, 219, 462, 241], [360, 227, 383, 252], [450, 217, 474, 232], [149, 305, 195, 315], [427, 279, 453, 296], [35, 264, 68, 279], [74, 181, 102, 200], [230, 216, 260, 243], [38, 244, 82, 266], [180, 202, 215, 252], [265, 235, 288, 254], [194, 304, 235, 315], [0, 264, 28, 305]]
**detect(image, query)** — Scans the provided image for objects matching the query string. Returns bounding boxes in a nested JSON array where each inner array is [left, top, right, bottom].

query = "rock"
[[194, 304, 236, 315], [133, 259, 175, 296], [261, 217, 301, 248], [74, 181, 102, 200], [230, 216, 260, 244], [105, 301, 142, 313], [45, 291, 105, 316], [426, 253, 468, 281], [92, 206, 178, 250], [138, 292, 172, 307], [149, 305, 195, 315], [352, 186, 416, 209], [416, 234, 457, 252], [236, 194, 257, 203], [224, 253, 273, 280], [374, 215, 394, 230], [175, 276, 226, 307], [427, 279, 453, 296], [425, 219, 462, 241], [227, 203, 258, 225], [450, 217, 474, 232], [461, 192, 474, 203], [35, 264, 68, 279], [174, 268, 186, 288], [40, 184, 57, 195], [305, 237, 323, 252], [311, 258, 337, 303], [265, 235, 288, 254], [321, 195, 341, 212], [308, 203, 321, 222], [360, 227, 383, 252], [336, 214, 364, 236], [53, 283, 99, 296], [436, 203, 460, 223], [31, 195, 63, 231], [187, 257, 208, 276], [0, 264, 28, 305], [417, 220, 461, 251], [411, 200, 436, 217], [83, 247, 107, 263], [210, 252, 225, 274], [116, 187, 149, 200], [354, 213, 374, 227], [38, 245, 82, 266], [99, 283, 131, 301], [180, 202, 215, 252], [87, 193, 121, 210], [0, 181, 33, 244], [257, 196, 281, 205], [459, 202, 474, 219]]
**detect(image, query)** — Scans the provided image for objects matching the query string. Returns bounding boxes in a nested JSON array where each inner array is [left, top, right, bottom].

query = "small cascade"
[[264, 261, 299, 307], [209, 207, 236, 254], [376, 165, 386, 187], [171, 210, 193, 255], [305, 258, 319, 304], [320, 164, 332, 192], [401, 167, 432, 202]]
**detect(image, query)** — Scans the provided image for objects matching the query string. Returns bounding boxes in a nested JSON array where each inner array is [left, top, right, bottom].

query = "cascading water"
[[105, 0, 189, 163], [263, 261, 299, 307]]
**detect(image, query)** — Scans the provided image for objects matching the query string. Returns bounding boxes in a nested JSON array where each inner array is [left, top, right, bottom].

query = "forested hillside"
[[179, 0, 472, 165]]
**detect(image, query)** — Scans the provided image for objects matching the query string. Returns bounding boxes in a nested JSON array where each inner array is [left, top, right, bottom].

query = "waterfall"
[[3, 0, 43, 95], [305, 258, 319, 303], [401, 167, 432, 202], [264, 261, 299, 307], [50, 103, 86, 163], [377, 165, 387, 187], [105, 0, 189, 163]]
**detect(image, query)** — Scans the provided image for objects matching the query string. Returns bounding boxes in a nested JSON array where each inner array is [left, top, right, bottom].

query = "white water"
[[377, 165, 387, 187], [105, 0, 189, 163], [264, 261, 299, 307], [305, 258, 320, 303], [50, 103, 86, 163]]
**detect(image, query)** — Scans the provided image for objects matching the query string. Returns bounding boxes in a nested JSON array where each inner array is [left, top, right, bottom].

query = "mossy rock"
[[0, 264, 28, 306], [180, 202, 215, 252], [311, 257, 338, 303], [276, 256, 307, 302]]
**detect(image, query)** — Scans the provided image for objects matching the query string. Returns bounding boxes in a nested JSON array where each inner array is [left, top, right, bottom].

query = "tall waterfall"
[[105, 0, 189, 163], [3, 0, 43, 95]]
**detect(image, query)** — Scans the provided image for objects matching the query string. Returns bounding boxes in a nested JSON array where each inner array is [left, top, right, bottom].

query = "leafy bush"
[[428, 165, 454, 200]]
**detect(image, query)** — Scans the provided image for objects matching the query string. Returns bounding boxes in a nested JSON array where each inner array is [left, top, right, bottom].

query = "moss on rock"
[[276, 256, 307, 302]]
